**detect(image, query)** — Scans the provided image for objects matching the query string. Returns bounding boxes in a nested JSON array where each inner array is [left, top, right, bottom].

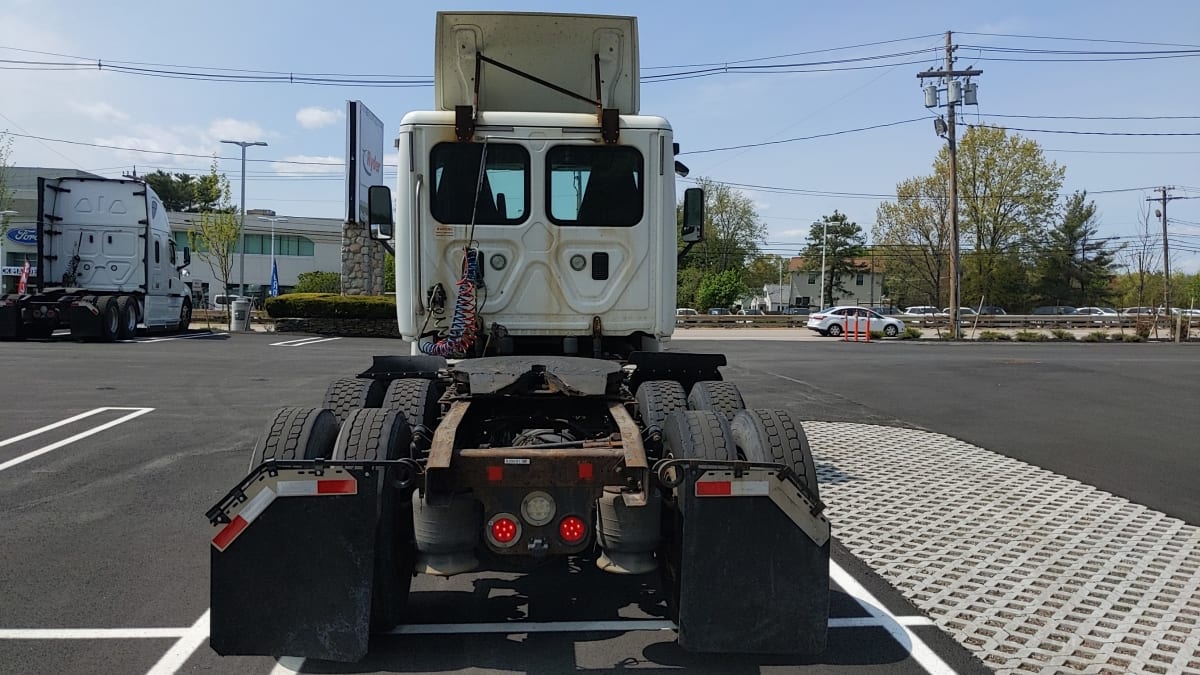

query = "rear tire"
[[116, 296, 137, 340], [322, 377, 388, 425], [98, 296, 120, 342], [381, 378, 441, 454], [729, 409, 818, 496], [659, 410, 737, 621], [827, 323, 843, 338], [249, 407, 339, 471], [686, 381, 745, 420], [332, 408, 415, 632], [635, 380, 687, 457]]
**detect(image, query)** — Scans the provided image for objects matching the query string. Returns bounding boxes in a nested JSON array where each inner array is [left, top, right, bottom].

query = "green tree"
[[801, 211, 866, 308], [293, 271, 342, 294], [145, 168, 222, 212], [743, 254, 788, 291], [874, 174, 951, 307], [678, 177, 766, 274], [676, 266, 704, 309], [384, 252, 396, 293], [1034, 191, 1120, 306], [696, 270, 746, 312], [954, 125, 1064, 308], [188, 166, 240, 307]]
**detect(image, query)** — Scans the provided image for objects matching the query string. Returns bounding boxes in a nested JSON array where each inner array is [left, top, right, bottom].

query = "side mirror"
[[681, 187, 704, 243], [368, 185, 394, 239], [179, 247, 192, 269]]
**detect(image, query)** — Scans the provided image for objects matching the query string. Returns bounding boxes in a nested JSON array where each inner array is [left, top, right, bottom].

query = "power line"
[[642, 33, 943, 69], [983, 113, 1200, 121], [680, 118, 929, 155], [956, 32, 1200, 49], [3, 131, 345, 165], [968, 124, 1200, 137]]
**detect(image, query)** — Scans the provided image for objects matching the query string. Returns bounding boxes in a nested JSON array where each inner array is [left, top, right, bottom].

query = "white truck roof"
[[434, 12, 639, 115]]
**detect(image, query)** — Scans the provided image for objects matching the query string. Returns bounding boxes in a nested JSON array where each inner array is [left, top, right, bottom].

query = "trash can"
[[230, 299, 252, 332]]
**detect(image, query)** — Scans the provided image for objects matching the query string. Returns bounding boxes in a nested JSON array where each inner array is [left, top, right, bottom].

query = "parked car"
[[736, 309, 764, 324], [676, 308, 698, 316], [977, 305, 1007, 315], [782, 307, 811, 316], [903, 305, 942, 316], [807, 306, 905, 337], [1120, 307, 1156, 316], [709, 308, 731, 315], [1076, 307, 1119, 324], [1031, 306, 1077, 315]]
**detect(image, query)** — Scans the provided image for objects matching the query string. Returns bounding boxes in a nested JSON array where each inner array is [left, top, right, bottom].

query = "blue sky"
[[3, 0, 1198, 274]]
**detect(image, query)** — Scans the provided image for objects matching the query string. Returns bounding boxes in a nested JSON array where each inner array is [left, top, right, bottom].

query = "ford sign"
[[5, 228, 37, 245]]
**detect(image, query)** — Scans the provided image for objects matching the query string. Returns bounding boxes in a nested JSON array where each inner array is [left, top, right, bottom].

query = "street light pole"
[[221, 139, 267, 296]]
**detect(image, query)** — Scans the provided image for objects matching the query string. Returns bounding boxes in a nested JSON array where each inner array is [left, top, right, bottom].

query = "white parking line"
[[144, 610, 209, 675], [0, 628, 189, 639], [269, 336, 341, 347], [141, 331, 228, 343], [0, 407, 155, 473], [830, 560, 954, 675], [0, 408, 111, 449]]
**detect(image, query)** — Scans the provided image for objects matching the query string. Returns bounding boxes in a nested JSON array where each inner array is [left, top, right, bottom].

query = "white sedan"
[[807, 306, 906, 337]]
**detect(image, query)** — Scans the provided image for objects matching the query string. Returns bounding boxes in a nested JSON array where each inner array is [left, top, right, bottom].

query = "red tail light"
[[558, 515, 587, 544], [487, 514, 520, 547]]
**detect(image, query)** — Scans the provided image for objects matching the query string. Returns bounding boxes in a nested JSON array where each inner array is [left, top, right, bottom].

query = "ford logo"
[[5, 228, 37, 245]]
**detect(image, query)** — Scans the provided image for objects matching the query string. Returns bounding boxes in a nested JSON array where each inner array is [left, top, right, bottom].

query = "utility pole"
[[221, 139, 268, 297], [1147, 187, 1180, 313], [919, 32, 981, 339]]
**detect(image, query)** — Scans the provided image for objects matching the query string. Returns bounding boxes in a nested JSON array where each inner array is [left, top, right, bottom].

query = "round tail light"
[[487, 514, 521, 548], [558, 515, 587, 544]]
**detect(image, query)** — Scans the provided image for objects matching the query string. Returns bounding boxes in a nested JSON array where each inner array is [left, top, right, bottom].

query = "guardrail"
[[676, 314, 1199, 329]]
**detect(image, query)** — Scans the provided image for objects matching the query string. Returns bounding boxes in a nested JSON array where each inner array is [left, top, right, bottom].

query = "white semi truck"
[[0, 177, 194, 340], [209, 12, 830, 663]]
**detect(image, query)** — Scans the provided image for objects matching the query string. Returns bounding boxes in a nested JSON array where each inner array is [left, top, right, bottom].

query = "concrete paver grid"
[[805, 421, 1200, 674]]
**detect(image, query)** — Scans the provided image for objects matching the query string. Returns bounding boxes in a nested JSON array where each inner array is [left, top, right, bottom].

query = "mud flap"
[[209, 467, 383, 662], [670, 465, 831, 654]]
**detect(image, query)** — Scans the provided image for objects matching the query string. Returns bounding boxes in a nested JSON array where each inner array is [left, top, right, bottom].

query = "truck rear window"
[[547, 146, 643, 227], [430, 143, 529, 225]]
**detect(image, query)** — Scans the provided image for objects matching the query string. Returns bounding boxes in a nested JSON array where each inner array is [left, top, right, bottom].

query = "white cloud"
[[69, 101, 129, 124], [271, 155, 343, 175], [295, 106, 344, 130], [208, 118, 268, 143]]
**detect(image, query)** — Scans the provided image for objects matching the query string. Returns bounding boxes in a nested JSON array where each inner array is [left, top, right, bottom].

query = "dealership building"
[[2, 167, 349, 304]]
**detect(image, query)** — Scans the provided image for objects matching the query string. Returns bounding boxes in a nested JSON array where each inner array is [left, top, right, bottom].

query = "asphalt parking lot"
[[2, 331, 1197, 673]]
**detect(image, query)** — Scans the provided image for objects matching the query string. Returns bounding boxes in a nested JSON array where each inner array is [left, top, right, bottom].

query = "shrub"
[[1122, 333, 1145, 343], [869, 330, 885, 340], [292, 271, 341, 294], [1169, 320, 1189, 341], [1014, 330, 1049, 342], [1050, 328, 1076, 341], [1082, 331, 1110, 343], [265, 293, 395, 319], [903, 327, 923, 340], [977, 330, 1011, 341]]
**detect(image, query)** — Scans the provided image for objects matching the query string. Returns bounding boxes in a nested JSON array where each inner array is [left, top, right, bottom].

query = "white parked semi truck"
[[0, 177, 193, 340], [208, 11, 830, 663]]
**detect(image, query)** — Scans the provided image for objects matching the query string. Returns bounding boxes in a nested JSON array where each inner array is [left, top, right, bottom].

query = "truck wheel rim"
[[108, 308, 119, 334]]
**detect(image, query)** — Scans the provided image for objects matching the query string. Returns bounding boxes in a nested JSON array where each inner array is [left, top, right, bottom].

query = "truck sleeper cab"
[[394, 111, 678, 358]]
